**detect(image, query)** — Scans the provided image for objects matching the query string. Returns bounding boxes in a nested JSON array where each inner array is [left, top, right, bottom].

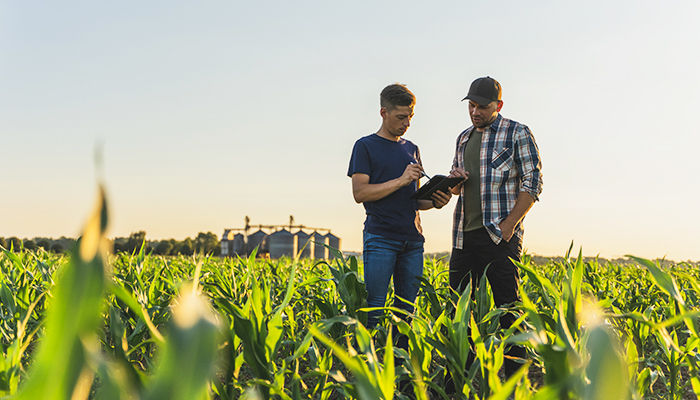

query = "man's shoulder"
[[455, 126, 473, 144], [355, 133, 377, 144], [496, 115, 530, 132], [351, 134, 382, 153], [398, 137, 419, 149], [458, 126, 473, 136]]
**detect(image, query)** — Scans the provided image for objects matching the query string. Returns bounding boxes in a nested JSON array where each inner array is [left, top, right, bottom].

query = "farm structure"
[[220, 216, 341, 259]]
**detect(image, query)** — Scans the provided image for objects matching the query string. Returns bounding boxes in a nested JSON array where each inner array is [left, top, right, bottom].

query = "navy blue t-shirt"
[[347, 134, 424, 242]]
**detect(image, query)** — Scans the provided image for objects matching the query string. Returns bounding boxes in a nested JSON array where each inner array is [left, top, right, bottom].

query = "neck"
[[376, 127, 400, 142]]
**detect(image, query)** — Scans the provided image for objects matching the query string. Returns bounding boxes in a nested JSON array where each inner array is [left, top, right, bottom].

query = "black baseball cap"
[[462, 76, 502, 105]]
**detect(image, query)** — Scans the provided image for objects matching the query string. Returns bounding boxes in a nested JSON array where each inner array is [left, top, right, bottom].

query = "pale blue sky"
[[2, 1, 699, 260]]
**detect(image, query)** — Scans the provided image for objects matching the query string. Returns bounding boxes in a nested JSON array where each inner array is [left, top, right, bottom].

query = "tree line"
[[0, 231, 221, 256]]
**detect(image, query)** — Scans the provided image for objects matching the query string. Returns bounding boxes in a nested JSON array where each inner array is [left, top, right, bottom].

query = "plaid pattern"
[[452, 114, 543, 249]]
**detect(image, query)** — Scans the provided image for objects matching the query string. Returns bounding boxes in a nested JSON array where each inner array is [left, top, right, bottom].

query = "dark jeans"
[[362, 231, 424, 329], [449, 227, 526, 378]]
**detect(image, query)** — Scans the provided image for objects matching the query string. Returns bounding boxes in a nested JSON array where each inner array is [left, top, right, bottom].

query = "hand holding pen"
[[400, 162, 425, 186], [409, 161, 431, 179]]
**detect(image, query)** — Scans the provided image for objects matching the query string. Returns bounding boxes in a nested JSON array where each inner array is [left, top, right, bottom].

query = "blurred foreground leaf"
[[17, 186, 110, 400]]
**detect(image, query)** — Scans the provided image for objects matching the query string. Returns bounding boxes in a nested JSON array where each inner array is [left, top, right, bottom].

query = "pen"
[[410, 161, 431, 180]]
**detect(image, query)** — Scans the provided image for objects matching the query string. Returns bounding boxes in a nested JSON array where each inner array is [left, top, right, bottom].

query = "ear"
[[380, 107, 387, 119], [496, 101, 504, 112]]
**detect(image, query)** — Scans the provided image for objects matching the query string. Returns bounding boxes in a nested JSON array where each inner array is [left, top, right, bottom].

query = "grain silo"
[[247, 230, 269, 256], [295, 230, 313, 258], [269, 229, 297, 259], [232, 233, 246, 256], [220, 229, 232, 256], [325, 232, 341, 255], [312, 231, 328, 259]]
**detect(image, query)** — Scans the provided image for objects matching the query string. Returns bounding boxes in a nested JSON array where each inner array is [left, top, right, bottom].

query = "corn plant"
[[2, 186, 700, 398]]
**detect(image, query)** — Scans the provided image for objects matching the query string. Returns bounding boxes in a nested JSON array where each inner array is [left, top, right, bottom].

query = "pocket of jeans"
[[363, 231, 380, 246]]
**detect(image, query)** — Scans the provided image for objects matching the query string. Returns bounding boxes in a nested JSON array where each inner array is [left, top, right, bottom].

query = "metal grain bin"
[[221, 229, 232, 256], [269, 229, 297, 259], [313, 231, 328, 259], [232, 233, 246, 256], [325, 232, 341, 255], [295, 230, 313, 258], [247, 230, 269, 256]]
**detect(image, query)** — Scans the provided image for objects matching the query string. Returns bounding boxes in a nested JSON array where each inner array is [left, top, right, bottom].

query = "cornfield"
[[1, 187, 699, 399]]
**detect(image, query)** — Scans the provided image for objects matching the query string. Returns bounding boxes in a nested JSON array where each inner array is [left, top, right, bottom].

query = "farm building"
[[220, 229, 245, 257], [269, 229, 297, 258], [313, 231, 328, 259], [295, 231, 314, 258], [220, 217, 340, 259]]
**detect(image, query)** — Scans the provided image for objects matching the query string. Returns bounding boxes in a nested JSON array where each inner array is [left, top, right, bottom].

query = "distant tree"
[[8, 237, 22, 251], [180, 238, 194, 256], [50, 243, 64, 253], [126, 231, 147, 254], [24, 239, 37, 251], [154, 241, 173, 256], [37, 239, 51, 250], [0, 237, 6, 249], [56, 237, 76, 252], [194, 232, 219, 255], [164, 239, 177, 255], [113, 238, 126, 253]]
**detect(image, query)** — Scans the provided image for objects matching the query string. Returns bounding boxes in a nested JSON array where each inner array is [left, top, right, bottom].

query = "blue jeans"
[[363, 231, 424, 328]]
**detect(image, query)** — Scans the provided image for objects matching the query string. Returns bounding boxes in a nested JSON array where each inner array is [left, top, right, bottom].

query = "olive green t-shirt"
[[462, 129, 484, 232]]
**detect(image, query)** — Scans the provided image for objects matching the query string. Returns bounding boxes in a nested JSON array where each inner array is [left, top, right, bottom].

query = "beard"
[[471, 114, 496, 129]]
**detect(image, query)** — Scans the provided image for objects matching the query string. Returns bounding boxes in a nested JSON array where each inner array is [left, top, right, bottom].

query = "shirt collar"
[[487, 114, 502, 132], [461, 113, 502, 144]]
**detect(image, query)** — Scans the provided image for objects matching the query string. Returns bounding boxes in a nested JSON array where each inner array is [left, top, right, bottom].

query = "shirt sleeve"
[[347, 140, 371, 177], [452, 129, 467, 170], [514, 125, 543, 201], [452, 134, 460, 170]]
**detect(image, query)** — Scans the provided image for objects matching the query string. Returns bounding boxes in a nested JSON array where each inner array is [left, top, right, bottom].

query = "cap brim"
[[462, 94, 492, 106]]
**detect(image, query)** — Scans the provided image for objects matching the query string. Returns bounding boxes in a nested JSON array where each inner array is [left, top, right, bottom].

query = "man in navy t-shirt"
[[347, 83, 452, 329]]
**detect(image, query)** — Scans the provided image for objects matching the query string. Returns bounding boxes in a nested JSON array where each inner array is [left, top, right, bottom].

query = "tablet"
[[411, 175, 465, 200]]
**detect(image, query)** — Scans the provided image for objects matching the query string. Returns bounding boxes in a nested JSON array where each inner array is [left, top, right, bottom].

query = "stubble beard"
[[472, 114, 496, 129]]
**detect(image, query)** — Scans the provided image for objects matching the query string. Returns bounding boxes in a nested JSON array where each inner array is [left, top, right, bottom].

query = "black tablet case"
[[410, 175, 465, 200]]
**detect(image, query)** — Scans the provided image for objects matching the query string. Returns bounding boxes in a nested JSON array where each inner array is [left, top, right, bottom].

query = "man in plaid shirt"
[[447, 76, 543, 380]]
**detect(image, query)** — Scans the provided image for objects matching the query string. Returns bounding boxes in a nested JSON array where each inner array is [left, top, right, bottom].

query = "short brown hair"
[[380, 84, 415, 110]]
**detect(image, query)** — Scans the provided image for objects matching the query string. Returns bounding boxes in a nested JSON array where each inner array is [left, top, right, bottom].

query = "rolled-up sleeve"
[[514, 125, 543, 201]]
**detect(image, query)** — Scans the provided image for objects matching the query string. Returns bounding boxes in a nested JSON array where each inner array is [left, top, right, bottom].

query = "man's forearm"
[[353, 178, 405, 203], [503, 192, 536, 227]]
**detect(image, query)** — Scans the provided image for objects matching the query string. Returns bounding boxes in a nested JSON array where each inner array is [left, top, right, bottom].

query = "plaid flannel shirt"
[[452, 114, 543, 248]]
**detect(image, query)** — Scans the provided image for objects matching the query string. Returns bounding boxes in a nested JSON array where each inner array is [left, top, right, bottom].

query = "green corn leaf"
[[109, 282, 165, 344], [487, 361, 531, 400], [231, 305, 271, 381], [309, 324, 383, 400], [585, 325, 628, 400], [17, 186, 109, 400], [627, 255, 685, 307], [379, 329, 395, 399], [625, 334, 639, 383], [0, 283, 16, 317], [143, 290, 221, 400], [517, 261, 560, 310]]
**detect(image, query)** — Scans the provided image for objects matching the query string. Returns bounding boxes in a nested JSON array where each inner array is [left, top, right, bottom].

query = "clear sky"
[[2, 1, 699, 260]]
